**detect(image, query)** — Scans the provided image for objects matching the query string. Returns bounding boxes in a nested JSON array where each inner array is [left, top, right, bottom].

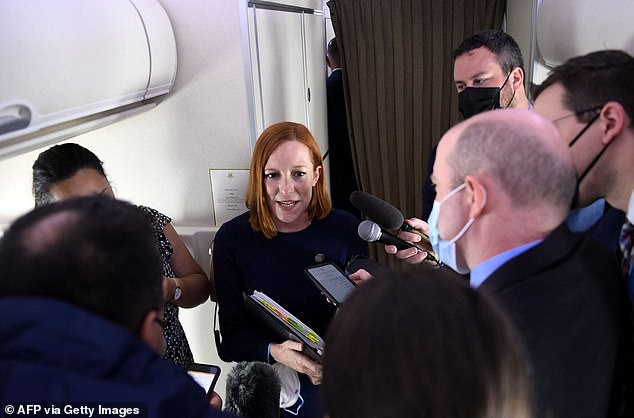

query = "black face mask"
[[569, 112, 607, 208], [457, 72, 512, 119]]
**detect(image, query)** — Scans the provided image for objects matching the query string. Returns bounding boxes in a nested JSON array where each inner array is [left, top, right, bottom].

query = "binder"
[[243, 291, 325, 363]]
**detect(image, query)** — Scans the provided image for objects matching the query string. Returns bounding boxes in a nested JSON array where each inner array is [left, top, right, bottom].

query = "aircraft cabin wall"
[[0, 0, 254, 228], [0, 0, 257, 399]]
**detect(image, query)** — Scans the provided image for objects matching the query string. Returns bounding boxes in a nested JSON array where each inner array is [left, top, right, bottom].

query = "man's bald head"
[[442, 109, 576, 211]]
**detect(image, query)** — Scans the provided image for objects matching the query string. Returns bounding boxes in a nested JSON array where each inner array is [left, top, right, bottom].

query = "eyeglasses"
[[550, 106, 603, 124]]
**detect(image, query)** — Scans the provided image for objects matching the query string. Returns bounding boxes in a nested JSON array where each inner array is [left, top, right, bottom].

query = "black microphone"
[[358, 220, 418, 251], [350, 191, 429, 239], [358, 220, 440, 265], [224, 361, 281, 418], [350, 191, 404, 230]]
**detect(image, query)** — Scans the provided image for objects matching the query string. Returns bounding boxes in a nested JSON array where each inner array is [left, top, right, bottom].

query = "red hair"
[[246, 122, 331, 238]]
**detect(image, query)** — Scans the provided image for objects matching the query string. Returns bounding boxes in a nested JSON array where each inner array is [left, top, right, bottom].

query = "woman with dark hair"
[[323, 265, 533, 418], [32, 143, 211, 370], [214, 122, 368, 418]]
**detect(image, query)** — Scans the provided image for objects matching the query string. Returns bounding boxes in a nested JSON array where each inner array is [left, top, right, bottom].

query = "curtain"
[[328, 0, 505, 268]]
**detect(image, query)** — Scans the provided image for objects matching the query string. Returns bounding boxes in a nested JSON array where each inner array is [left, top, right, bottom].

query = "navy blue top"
[[214, 209, 367, 362], [0, 297, 232, 418]]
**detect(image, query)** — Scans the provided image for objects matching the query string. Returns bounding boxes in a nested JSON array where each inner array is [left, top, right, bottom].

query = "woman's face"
[[264, 141, 320, 233], [49, 168, 115, 202]]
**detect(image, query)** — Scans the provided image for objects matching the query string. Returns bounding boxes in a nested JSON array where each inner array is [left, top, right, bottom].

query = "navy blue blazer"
[[480, 224, 632, 418]]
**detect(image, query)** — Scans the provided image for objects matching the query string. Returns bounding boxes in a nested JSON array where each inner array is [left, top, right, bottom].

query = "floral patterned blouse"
[[139, 206, 194, 369]]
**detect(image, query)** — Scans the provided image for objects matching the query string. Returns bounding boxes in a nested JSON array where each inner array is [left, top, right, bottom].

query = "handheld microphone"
[[358, 220, 440, 265], [358, 220, 419, 251], [349, 191, 429, 240]]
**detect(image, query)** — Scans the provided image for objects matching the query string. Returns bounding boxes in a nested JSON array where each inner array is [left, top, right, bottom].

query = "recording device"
[[224, 361, 281, 418], [357, 220, 418, 251], [349, 190, 429, 240], [187, 363, 221, 395], [358, 220, 440, 265], [346, 256, 392, 278], [305, 262, 357, 307], [350, 190, 404, 230]]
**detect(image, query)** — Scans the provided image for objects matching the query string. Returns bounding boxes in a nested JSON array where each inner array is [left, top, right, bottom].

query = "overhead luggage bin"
[[0, 0, 177, 160]]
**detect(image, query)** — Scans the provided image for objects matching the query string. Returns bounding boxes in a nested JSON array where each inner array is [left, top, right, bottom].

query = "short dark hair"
[[454, 29, 524, 75], [323, 265, 532, 418], [533, 50, 634, 123], [0, 196, 163, 331], [32, 143, 107, 207], [327, 37, 339, 60]]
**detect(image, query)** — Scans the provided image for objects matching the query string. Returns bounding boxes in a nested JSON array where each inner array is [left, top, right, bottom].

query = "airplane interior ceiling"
[[0, 0, 178, 161]]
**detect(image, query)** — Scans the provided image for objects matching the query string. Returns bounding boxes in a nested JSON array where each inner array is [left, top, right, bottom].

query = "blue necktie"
[[619, 221, 634, 279]]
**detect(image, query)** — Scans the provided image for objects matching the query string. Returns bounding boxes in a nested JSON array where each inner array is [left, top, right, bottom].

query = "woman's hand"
[[270, 340, 323, 385], [348, 268, 373, 285]]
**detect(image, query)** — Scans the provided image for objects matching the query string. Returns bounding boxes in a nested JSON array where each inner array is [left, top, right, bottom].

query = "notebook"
[[243, 290, 325, 363]]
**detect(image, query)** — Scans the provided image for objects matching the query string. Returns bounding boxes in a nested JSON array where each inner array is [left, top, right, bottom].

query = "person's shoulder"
[[326, 208, 360, 224], [316, 209, 360, 233], [137, 205, 172, 227], [516, 223, 618, 283], [549, 222, 613, 260], [216, 212, 251, 239], [327, 69, 343, 85]]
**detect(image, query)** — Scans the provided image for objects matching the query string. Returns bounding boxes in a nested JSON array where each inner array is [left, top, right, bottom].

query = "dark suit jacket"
[[480, 224, 631, 418], [327, 69, 359, 219]]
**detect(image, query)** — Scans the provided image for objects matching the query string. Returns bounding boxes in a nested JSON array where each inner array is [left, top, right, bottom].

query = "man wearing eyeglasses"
[[533, 50, 634, 299], [423, 31, 615, 241], [423, 108, 629, 418]]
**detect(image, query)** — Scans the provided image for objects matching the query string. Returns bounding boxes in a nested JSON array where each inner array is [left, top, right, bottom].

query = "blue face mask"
[[428, 183, 485, 274]]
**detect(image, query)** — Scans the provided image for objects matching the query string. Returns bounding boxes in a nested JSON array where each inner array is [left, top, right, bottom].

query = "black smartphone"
[[305, 262, 357, 307], [187, 363, 221, 395], [346, 256, 392, 277]]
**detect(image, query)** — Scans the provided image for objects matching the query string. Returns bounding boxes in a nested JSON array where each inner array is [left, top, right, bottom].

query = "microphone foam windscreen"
[[224, 361, 281, 418], [349, 191, 404, 230]]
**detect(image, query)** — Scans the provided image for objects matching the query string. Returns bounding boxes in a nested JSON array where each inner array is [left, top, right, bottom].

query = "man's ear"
[[510, 66, 524, 91], [464, 175, 487, 218], [137, 310, 165, 356], [600, 101, 627, 145]]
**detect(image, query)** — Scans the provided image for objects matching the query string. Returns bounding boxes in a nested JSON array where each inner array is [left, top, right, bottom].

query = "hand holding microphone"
[[350, 191, 431, 241], [350, 191, 438, 264], [358, 220, 439, 265], [358, 220, 422, 251]]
